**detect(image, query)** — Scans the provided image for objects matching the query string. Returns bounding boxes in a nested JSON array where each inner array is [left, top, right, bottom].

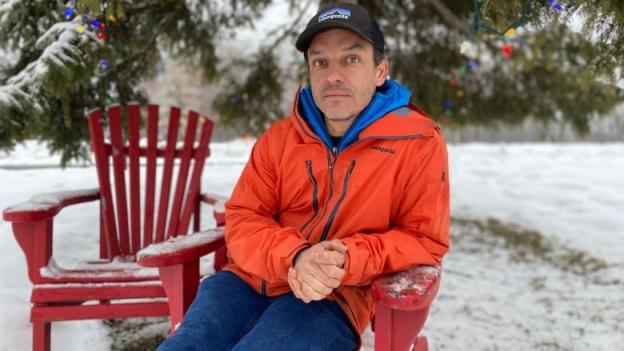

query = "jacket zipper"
[[305, 149, 336, 240], [298, 160, 319, 233], [319, 160, 356, 242], [304, 135, 422, 241]]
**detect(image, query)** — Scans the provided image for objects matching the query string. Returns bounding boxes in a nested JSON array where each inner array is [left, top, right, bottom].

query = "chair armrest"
[[137, 228, 225, 268], [2, 188, 100, 223], [371, 265, 441, 311], [200, 192, 227, 226], [200, 192, 227, 211]]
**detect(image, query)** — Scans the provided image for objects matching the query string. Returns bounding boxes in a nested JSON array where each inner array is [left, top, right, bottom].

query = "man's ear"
[[375, 58, 389, 87]]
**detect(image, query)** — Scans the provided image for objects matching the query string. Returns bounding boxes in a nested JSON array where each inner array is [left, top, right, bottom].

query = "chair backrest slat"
[[178, 117, 214, 234], [88, 104, 213, 258], [108, 106, 131, 254], [154, 107, 181, 243], [127, 104, 141, 254], [166, 110, 199, 238], [143, 105, 159, 247], [88, 108, 120, 257]]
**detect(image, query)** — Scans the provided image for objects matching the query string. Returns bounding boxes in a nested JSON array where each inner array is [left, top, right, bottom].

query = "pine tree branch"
[[265, 0, 315, 50], [426, 0, 470, 33], [111, 8, 179, 74]]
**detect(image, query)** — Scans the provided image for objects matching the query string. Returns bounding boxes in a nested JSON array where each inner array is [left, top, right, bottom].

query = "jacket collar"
[[291, 81, 435, 150]]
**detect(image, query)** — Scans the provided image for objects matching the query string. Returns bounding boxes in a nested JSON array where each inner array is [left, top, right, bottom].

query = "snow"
[[4, 188, 99, 213], [138, 228, 224, 258], [1, 140, 623, 350]]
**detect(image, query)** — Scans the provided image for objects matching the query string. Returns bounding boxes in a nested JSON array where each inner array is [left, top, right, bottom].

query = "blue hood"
[[299, 79, 411, 153]]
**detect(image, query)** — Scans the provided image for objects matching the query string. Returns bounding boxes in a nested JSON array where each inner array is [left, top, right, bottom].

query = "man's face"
[[307, 28, 388, 129]]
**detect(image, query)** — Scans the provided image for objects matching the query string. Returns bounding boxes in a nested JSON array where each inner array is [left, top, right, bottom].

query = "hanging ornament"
[[99, 22, 107, 31], [90, 20, 101, 29], [77, 24, 85, 33], [502, 43, 513, 59], [443, 99, 454, 110], [547, 0, 563, 13], [504, 28, 516, 38], [64, 8, 75, 20], [460, 40, 472, 55], [97, 32, 107, 40], [468, 60, 479, 71]]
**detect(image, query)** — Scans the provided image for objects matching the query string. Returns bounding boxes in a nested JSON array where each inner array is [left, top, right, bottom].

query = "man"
[[159, 3, 449, 350]]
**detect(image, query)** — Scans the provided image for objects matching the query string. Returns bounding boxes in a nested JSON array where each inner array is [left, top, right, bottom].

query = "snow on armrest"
[[371, 265, 441, 311], [137, 228, 225, 268], [2, 188, 100, 223]]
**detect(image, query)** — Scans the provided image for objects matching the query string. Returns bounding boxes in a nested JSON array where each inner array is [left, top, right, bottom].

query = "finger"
[[298, 270, 333, 296], [299, 264, 342, 294], [322, 240, 347, 253], [316, 249, 345, 267], [288, 268, 306, 300], [319, 264, 346, 283], [300, 280, 326, 302]]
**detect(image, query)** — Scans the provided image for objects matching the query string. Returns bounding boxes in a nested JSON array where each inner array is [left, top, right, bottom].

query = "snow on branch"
[[1, 16, 100, 112]]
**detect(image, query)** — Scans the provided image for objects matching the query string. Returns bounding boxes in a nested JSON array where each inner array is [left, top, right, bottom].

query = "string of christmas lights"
[[442, 0, 564, 120]]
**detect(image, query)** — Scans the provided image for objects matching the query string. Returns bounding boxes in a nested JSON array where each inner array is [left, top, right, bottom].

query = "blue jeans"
[[158, 271, 358, 351]]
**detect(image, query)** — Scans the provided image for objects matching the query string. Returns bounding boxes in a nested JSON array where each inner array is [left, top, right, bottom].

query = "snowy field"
[[1, 140, 623, 350]]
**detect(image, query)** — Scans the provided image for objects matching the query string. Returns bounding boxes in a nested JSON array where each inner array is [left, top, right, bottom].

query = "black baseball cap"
[[295, 3, 385, 53]]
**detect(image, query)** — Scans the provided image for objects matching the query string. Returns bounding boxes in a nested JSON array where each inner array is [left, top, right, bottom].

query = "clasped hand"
[[288, 240, 347, 303]]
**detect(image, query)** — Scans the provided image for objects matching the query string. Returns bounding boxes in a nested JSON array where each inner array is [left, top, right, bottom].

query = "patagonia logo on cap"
[[318, 8, 351, 22]]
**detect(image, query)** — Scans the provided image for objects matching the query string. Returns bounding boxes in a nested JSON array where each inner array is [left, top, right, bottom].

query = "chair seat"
[[38, 257, 160, 283]]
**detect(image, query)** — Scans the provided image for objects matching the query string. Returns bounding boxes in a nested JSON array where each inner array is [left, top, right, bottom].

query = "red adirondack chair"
[[1, 103, 227, 351], [138, 229, 441, 351]]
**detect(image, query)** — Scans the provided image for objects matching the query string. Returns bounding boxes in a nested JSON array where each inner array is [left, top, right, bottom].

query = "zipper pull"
[[332, 146, 338, 157]]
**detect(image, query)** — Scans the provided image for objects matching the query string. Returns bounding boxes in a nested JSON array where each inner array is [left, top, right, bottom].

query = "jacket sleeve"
[[339, 131, 450, 286], [224, 131, 311, 284]]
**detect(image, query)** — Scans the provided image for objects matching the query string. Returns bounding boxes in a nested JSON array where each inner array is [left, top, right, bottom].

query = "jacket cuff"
[[339, 238, 360, 285], [273, 236, 311, 281]]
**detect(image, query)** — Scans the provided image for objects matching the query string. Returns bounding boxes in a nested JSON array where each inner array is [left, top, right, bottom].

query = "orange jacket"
[[224, 94, 450, 334]]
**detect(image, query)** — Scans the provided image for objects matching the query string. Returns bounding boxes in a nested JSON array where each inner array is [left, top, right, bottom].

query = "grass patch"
[[452, 217, 608, 275], [105, 318, 168, 351]]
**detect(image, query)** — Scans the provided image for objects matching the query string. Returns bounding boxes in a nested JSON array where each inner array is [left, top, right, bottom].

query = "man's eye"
[[312, 59, 326, 67], [346, 56, 360, 64]]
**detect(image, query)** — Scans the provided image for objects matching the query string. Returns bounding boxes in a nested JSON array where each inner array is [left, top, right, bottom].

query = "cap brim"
[[295, 21, 374, 52]]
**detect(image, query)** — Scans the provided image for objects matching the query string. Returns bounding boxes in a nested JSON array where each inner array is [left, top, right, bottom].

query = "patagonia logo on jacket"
[[369, 145, 396, 154]]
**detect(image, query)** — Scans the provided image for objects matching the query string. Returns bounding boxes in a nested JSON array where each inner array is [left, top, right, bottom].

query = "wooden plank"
[[32, 283, 165, 303], [127, 103, 141, 253], [31, 301, 169, 321], [154, 106, 180, 243], [108, 105, 131, 254], [166, 109, 199, 238], [87, 108, 120, 257], [178, 117, 214, 234], [143, 105, 159, 247]]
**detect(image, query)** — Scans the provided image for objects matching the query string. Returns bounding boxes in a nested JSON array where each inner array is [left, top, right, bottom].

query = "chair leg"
[[213, 246, 227, 271], [33, 321, 51, 351], [374, 305, 430, 351], [413, 336, 428, 351], [159, 261, 200, 333]]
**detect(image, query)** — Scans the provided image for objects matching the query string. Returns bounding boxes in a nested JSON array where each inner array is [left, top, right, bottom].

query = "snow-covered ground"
[[1, 140, 623, 350]]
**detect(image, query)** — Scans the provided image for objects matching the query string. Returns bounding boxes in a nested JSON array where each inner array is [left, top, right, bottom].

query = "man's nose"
[[326, 66, 345, 85]]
